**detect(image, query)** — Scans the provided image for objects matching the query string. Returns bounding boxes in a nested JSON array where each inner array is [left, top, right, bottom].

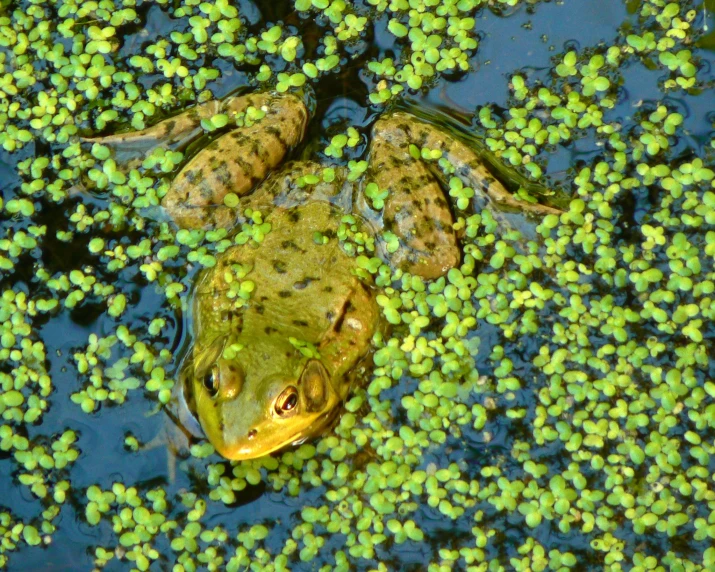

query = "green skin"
[[93, 92, 560, 460]]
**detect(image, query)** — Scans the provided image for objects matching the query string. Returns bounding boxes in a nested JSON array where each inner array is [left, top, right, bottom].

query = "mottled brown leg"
[[84, 93, 293, 163], [369, 116, 460, 280], [382, 112, 562, 219], [83, 100, 223, 170], [85, 93, 309, 229], [162, 93, 309, 229]]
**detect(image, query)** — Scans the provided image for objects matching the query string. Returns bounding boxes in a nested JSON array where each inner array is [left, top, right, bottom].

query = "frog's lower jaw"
[[217, 404, 342, 461]]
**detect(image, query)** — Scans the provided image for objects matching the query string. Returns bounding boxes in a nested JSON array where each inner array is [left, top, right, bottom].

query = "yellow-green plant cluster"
[[0, 0, 713, 570]]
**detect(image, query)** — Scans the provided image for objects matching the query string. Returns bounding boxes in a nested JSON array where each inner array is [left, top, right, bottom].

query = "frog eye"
[[275, 386, 299, 416], [202, 367, 220, 398]]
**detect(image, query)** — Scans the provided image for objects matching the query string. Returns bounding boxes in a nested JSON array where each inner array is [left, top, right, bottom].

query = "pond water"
[[1, 0, 714, 570]]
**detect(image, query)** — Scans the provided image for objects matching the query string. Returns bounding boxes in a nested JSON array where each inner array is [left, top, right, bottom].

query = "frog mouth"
[[219, 404, 342, 460]]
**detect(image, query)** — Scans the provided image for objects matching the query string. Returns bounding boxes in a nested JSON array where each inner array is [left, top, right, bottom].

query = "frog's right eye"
[[202, 367, 220, 398]]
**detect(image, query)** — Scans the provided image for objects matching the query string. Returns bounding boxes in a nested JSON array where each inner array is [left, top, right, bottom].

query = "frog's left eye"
[[203, 367, 220, 397], [275, 386, 299, 416]]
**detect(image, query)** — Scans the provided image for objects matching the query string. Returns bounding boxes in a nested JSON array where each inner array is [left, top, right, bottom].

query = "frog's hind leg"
[[368, 116, 460, 280], [381, 112, 562, 220], [162, 93, 309, 229], [370, 113, 564, 277], [83, 100, 223, 170], [85, 92, 309, 229], [84, 92, 305, 167]]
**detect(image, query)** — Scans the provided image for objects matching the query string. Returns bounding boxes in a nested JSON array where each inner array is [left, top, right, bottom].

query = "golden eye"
[[202, 367, 219, 397], [275, 386, 299, 416]]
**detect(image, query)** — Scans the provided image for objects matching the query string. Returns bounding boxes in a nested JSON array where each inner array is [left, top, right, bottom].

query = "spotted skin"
[[369, 117, 460, 280], [84, 99, 223, 164], [89, 95, 561, 460], [163, 93, 308, 228], [87, 92, 309, 229], [373, 112, 561, 219], [368, 112, 563, 278], [191, 202, 378, 460]]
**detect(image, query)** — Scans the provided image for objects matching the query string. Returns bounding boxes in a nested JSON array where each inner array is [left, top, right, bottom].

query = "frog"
[[89, 91, 560, 461]]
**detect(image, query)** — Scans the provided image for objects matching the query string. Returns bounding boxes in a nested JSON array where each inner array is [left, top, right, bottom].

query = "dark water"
[[2, 0, 715, 570]]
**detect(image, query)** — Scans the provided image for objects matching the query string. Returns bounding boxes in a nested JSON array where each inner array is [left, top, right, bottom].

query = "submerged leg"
[[240, 161, 351, 217], [369, 112, 563, 278], [83, 100, 222, 169], [379, 112, 562, 219]]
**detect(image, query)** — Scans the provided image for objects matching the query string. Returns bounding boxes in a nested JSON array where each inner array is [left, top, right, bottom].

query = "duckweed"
[[1, 0, 714, 569]]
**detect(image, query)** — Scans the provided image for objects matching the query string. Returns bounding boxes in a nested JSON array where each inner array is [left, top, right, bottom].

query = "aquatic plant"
[[0, 0, 713, 570]]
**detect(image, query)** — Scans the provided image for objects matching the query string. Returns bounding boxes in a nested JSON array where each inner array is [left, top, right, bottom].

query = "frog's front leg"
[[368, 117, 460, 280]]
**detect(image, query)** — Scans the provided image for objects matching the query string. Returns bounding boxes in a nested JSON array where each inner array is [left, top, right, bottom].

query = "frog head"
[[187, 333, 344, 460]]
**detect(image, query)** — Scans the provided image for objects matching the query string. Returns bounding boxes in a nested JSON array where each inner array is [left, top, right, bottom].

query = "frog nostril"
[[247, 428, 257, 440]]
